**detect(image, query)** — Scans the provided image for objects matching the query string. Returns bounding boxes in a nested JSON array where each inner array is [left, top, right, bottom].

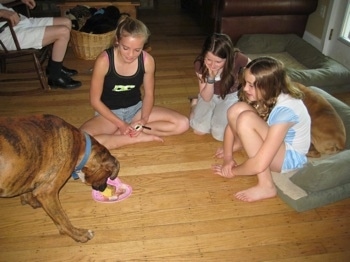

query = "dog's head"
[[81, 137, 120, 192]]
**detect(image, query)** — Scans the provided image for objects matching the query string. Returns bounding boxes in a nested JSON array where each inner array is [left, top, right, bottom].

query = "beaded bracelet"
[[206, 77, 215, 84]]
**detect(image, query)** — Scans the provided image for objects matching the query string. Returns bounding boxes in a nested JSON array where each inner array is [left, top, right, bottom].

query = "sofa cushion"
[[236, 34, 290, 53], [287, 61, 350, 88], [290, 150, 350, 192]]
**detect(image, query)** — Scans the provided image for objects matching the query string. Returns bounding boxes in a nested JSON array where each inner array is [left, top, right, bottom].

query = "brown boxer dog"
[[0, 114, 120, 242], [295, 83, 346, 157]]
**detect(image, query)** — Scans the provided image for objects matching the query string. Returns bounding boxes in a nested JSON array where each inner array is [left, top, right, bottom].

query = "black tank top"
[[101, 48, 145, 109]]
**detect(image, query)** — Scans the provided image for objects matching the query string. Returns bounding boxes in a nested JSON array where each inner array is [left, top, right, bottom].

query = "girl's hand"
[[211, 159, 236, 178], [129, 125, 142, 137], [128, 121, 146, 137], [204, 62, 219, 78], [119, 122, 132, 136]]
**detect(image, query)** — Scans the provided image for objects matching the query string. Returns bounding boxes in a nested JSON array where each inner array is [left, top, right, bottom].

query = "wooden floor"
[[1, 1, 350, 261]]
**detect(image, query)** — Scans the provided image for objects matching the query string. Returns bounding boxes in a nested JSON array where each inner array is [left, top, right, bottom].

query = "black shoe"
[[48, 75, 82, 89], [46, 66, 78, 77], [61, 66, 78, 77]]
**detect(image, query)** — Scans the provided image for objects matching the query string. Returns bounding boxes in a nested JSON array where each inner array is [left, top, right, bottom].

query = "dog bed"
[[272, 86, 350, 212], [236, 34, 350, 94]]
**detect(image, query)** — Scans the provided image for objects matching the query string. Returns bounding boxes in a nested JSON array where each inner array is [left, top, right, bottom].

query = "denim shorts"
[[96, 101, 142, 123]]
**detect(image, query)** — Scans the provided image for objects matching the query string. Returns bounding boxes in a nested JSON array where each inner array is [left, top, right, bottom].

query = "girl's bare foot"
[[214, 147, 224, 158], [135, 132, 164, 143], [190, 98, 198, 107], [235, 184, 277, 202]]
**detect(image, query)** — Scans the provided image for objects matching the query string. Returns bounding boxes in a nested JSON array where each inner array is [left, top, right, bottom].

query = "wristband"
[[206, 77, 215, 84]]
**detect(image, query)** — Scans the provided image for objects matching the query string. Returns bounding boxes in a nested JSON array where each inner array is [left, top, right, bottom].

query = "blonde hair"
[[239, 56, 304, 120], [116, 16, 150, 43]]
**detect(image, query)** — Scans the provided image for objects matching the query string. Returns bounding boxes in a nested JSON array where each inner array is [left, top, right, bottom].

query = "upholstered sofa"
[[214, 0, 318, 44], [272, 86, 350, 212], [181, 0, 318, 41], [236, 34, 350, 94]]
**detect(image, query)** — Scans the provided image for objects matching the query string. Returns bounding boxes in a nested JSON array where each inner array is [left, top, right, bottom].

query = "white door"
[[323, 0, 350, 69]]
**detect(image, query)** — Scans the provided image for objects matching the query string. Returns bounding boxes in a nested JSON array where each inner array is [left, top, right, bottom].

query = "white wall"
[[304, 0, 350, 69]]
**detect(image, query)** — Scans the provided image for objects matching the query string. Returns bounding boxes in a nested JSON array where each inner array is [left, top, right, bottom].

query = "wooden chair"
[[0, 0, 51, 95]]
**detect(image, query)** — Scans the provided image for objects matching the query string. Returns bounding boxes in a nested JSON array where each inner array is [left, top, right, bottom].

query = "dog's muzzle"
[[92, 183, 108, 192]]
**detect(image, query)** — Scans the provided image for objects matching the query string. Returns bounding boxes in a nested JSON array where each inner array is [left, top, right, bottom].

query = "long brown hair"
[[194, 33, 240, 99], [239, 56, 304, 120]]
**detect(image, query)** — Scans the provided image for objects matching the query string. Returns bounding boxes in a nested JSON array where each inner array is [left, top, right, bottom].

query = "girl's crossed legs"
[[81, 105, 189, 150]]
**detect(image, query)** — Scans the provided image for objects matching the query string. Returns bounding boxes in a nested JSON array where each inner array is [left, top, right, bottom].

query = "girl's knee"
[[56, 25, 71, 40], [55, 17, 72, 29], [228, 102, 250, 117], [176, 115, 190, 134], [236, 110, 259, 132]]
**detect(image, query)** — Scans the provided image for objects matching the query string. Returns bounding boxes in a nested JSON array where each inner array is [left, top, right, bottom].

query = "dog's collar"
[[75, 132, 92, 171]]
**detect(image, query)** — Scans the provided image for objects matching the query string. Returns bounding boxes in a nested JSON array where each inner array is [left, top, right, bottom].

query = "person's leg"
[[215, 102, 252, 158], [137, 106, 189, 136], [211, 92, 238, 141], [52, 17, 72, 29], [97, 132, 164, 150], [102, 104, 189, 149], [188, 95, 198, 119], [80, 115, 163, 150], [190, 96, 215, 136], [231, 110, 284, 202], [42, 17, 81, 89], [43, 17, 72, 60]]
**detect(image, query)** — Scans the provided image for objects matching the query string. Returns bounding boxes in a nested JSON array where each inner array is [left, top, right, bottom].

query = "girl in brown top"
[[190, 33, 249, 141]]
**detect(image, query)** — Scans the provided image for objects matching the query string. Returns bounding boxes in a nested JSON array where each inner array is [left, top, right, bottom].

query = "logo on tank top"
[[112, 85, 135, 92]]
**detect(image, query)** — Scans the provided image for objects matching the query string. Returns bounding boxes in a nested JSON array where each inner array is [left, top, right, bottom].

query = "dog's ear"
[[82, 155, 119, 180], [104, 157, 120, 180]]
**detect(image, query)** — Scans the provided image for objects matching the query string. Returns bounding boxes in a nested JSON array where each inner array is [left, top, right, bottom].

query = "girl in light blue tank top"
[[212, 57, 311, 203]]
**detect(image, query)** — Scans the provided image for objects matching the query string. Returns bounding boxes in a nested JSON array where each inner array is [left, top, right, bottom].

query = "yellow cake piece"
[[101, 184, 116, 197]]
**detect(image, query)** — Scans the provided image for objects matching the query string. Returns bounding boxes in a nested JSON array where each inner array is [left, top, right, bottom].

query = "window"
[[339, 0, 350, 46]]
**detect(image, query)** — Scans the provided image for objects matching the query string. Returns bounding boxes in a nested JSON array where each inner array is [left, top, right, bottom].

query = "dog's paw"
[[307, 150, 321, 158], [61, 227, 94, 242], [75, 228, 94, 243], [307, 143, 321, 158]]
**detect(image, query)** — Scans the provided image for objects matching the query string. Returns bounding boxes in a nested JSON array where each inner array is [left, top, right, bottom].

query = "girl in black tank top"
[[101, 48, 145, 110], [79, 16, 189, 150]]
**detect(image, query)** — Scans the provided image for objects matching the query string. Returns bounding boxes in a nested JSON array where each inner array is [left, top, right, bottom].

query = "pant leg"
[[210, 92, 239, 141], [190, 95, 216, 135]]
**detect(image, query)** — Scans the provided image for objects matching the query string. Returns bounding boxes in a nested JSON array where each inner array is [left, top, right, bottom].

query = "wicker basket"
[[70, 29, 116, 60]]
